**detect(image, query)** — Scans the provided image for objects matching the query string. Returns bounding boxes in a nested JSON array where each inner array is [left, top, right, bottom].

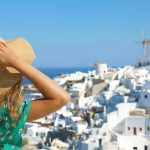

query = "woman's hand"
[[0, 41, 21, 67]]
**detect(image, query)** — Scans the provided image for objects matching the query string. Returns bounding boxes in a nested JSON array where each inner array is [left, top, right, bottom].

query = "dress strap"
[[18, 100, 31, 129]]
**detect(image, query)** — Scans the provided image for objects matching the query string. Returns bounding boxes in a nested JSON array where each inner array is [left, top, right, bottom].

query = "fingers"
[[0, 38, 8, 49], [0, 41, 7, 51], [0, 44, 5, 50], [0, 41, 6, 48]]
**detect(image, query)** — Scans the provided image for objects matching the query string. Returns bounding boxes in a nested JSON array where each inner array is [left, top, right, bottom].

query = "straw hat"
[[0, 37, 35, 88]]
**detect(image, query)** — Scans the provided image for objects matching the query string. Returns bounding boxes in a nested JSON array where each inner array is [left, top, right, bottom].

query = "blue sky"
[[0, 0, 149, 68]]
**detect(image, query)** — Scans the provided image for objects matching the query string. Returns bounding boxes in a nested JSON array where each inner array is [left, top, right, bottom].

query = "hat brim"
[[0, 37, 35, 88], [0, 67, 22, 88]]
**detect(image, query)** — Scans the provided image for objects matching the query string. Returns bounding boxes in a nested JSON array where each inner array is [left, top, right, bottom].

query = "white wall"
[[96, 63, 107, 78], [117, 103, 137, 122], [122, 79, 136, 90], [138, 91, 150, 108], [108, 80, 120, 91], [125, 117, 146, 136], [107, 111, 118, 130], [142, 81, 150, 90], [118, 135, 150, 150]]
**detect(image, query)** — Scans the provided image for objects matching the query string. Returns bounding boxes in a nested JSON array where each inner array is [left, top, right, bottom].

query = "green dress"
[[0, 100, 31, 150]]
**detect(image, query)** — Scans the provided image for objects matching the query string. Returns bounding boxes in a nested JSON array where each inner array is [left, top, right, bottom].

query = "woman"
[[0, 38, 70, 149]]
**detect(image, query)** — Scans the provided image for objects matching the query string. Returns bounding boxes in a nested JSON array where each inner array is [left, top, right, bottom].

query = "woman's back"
[[0, 100, 31, 149]]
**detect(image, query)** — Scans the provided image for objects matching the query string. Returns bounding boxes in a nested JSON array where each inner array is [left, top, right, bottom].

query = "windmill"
[[142, 33, 150, 65], [135, 31, 150, 66]]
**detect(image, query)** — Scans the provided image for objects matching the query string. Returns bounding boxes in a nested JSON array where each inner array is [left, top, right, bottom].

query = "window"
[[36, 132, 38, 136], [147, 127, 150, 131], [145, 95, 148, 99], [135, 98, 139, 102], [76, 100, 78, 105], [139, 127, 142, 131], [128, 127, 130, 130], [133, 147, 137, 150]]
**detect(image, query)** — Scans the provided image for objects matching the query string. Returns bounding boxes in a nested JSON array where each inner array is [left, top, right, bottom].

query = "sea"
[[23, 66, 95, 84], [22, 66, 95, 100]]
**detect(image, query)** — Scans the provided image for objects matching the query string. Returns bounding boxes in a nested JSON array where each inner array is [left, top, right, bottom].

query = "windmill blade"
[[142, 42, 147, 62], [141, 30, 147, 56], [141, 30, 145, 41], [133, 41, 142, 44], [142, 41, 150, 63]]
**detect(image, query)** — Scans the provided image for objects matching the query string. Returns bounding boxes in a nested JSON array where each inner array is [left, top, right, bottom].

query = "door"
[[133, 127, 137, 135]]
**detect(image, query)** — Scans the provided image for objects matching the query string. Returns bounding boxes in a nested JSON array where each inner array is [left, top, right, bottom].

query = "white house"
[[138, 91, 150, 108]]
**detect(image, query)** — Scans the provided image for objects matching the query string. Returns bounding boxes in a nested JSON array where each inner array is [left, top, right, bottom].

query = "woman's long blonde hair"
[[0, 79, 23, 126]]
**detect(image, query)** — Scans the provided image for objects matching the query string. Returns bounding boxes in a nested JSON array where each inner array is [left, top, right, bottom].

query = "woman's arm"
[[14, 60, 70, 101], [14, 61, 71, 122], [0, 41, 71, 122]]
